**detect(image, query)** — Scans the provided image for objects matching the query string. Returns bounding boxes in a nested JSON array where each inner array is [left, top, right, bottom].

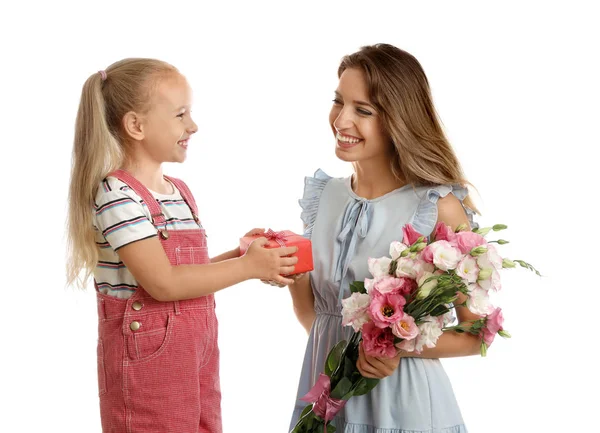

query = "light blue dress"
[[290, 169, 477, 433]]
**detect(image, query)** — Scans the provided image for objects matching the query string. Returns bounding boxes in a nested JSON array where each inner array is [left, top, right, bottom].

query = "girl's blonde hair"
[[67, 58, 178, 288], [339, 44, 478, 212]]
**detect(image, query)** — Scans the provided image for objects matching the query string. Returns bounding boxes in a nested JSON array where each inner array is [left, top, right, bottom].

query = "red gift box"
[[239, 229, 314, 276]]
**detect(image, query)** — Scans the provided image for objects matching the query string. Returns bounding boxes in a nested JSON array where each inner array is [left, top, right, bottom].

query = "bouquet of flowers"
[[291, 222, 539, 433]]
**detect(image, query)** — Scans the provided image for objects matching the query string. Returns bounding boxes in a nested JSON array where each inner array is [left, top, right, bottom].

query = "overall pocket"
[[126, 312, 174, 363], [175, 246, 209, 265]]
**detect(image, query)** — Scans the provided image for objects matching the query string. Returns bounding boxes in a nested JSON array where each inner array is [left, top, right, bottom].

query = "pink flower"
[[482, 307, 504, 346], [362, 322, 397, 358], [368, 289, 406, 328], [402, 224, 424, 246], [455, 231, 487, 254], [372, 276, 416, 296], [433, 222, 457, 245], [420, 244, 435, 263], [392, 313, 419, 341]]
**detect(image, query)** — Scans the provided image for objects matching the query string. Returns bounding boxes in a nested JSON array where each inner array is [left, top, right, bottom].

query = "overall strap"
[[108, 169, 167, 229], [164, 176, 201, 226]]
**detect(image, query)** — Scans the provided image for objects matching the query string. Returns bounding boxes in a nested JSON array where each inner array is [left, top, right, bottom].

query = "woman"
[[285, 44, 481, 433]]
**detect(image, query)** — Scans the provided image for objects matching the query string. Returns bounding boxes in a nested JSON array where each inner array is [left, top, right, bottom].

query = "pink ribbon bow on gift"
[[264, 229, 292, 247], [300, 373, 347, 431]]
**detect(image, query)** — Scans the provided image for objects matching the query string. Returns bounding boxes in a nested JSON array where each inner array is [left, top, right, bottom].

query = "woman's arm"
[[357, 193, 481, 378], [406, 193, 482, 358], [288, 273, 316, 334]]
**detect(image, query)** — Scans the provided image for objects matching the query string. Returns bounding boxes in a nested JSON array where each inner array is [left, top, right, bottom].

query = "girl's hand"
[[356, 342, 402, 379], [260, 272, 308, 288], [243, 237, 298, 285]]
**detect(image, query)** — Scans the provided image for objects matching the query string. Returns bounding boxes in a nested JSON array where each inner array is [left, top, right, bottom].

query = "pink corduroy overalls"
[[95, 170, 222, 433]]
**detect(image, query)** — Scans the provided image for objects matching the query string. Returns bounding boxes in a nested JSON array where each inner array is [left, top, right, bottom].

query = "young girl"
[[66, 58, 298, 433], [285, 44, 481, 432]]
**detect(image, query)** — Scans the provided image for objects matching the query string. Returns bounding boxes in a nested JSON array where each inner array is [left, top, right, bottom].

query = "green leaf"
[[299, 404, 313, 419], [480, 341, 488, 357], [349, 281, 366, 294], [492, 224, 508, 231], [352, 377, 380, 396], [325, 340, 347, 376], [330, 376, 353, 399], [343, 355, 357, 378]]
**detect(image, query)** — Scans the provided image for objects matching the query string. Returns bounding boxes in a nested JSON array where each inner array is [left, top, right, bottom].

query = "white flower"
[[368, 257, 392, 278], [467, 285, 494, 315], [415, 316, 444, 352], [395, 257, 418, 279], [478, 268, 502, 292], [456, 255, 479, 283], [414, 260, 435, 280], [477, 244, 503, 271], [341, 292, 371, 332], [389, 241, 408, 260], [431, 241, 463, 271]]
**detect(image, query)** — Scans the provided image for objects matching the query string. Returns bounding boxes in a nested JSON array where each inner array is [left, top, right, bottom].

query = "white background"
[[1, 1, 597, 432]]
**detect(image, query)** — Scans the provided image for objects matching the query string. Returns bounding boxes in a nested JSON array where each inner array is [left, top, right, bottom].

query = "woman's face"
[[329, 68, 391, 164]]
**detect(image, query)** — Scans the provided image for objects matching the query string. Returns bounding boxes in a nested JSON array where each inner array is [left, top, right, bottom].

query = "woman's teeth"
[[336, 132, 361, 144]]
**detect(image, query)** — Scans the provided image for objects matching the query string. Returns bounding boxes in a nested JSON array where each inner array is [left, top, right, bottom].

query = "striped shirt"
[[92, 176, 201, 299]]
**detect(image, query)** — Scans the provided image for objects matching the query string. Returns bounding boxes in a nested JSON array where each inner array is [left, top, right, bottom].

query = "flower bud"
[[498, 330, 511, 338], [478, 268, 493, 280], [502, 258, 516, 268], [496, 239, 509, 245], [415, 242, 427, 252], [470, 246, 488, 256], [454, 223, 469, 233], [474, 227, 491, 236]]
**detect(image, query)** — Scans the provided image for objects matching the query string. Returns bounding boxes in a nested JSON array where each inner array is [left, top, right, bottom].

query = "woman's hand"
[[356, 342, 403, 379], [260, 272, 307, 288]]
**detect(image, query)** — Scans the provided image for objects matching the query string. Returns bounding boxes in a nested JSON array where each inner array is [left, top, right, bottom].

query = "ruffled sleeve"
[[298, 169, 333, 239], [411, 184, 479, 237]]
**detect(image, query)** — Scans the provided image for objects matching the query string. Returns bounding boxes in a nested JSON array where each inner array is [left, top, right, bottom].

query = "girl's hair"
[[338, 44, 478, 212], [67, 58, 179, 288]]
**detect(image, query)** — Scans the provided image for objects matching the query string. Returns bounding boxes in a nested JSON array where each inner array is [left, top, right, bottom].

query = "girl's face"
[[329, 68, 391, 164], [138, 74, 198, 164]]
